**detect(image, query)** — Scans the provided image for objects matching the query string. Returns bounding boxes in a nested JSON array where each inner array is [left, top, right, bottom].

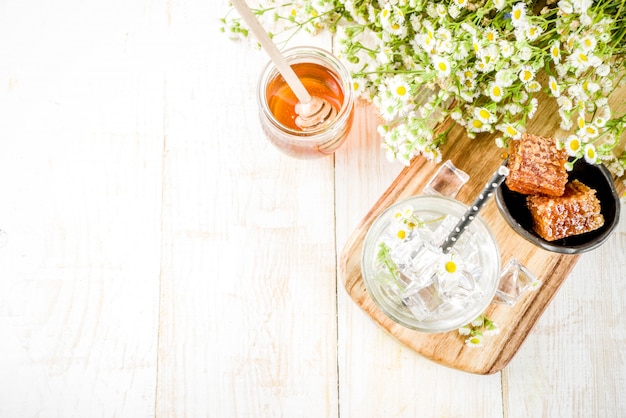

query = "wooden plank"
[[502, 214, 626, 417], [339, 81, 625, 374], [154, 2, 340, 415], [335, 102, 505, 416], [0, 2, 165, 416]]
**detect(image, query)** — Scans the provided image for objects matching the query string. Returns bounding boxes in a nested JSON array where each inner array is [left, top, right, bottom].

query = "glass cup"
[[257, 46, 355, 159], [361, 195, 501, 333]]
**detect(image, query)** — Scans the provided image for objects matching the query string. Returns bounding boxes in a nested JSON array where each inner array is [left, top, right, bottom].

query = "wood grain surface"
[[1, 1, 626, 416]]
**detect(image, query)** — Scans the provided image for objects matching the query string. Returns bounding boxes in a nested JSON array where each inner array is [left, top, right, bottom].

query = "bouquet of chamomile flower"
[[222, 0, 626, 179]]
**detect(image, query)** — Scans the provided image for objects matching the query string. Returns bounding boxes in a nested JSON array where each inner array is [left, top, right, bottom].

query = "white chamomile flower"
[[568, 49, 594, 71], [559, 113, 574, 130], [452, 0, 469, 8], [600, 77, 613, 95], [558, 0, 574, 14], [528, 97, 538, 119], [495, 137, 505, 148], [525, 25, 543, 41], [580, 34, 597, 52], [488, 82, 505, 102], [550, 41, 561, 63], [505, 103, 523, 115], [465, 334, 483, 347], [549, 76, 561, 97], [510, 3, 528, 28], [422, 146, 442, 163], [564, 134, 582, 156], [583, 80, 600, 94], [436, 4, 447, 18], [387, 21, 408, 38], [596, 64, 610, 77], [439, 254, 461, 277], [557, 95, 573, 111], [580, 123, 599, 139], [468, 117, 491, 133], [577, 115, 587, 130], [448, 4, 461, 19], [496, 69, 517, 87], [518, 65, 535, 83], [525, 80, 541, 93], [393, 208, 405, 221], [458, 326, 471, 335], [517, 45, 532, 61], [583, 143, 597, 163], [352, 77, 367, 96], [498, 122, 523, 139], [380, 101, 398, 121], [389, 76, 411, 101], [499, 40, 514, 58], [432, 55, 452, 77], [471, 316, 484, 327], [494, 0, 506, 10], [457, 67, 476, 83], [392, 221, 411, 240], [474, 107, 495, 123], [484, 28, 498, 43]]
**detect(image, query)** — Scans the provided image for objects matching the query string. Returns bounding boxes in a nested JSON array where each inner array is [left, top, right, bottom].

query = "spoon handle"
[[230, 0, 311, 104], [440, 161, 509, 254]]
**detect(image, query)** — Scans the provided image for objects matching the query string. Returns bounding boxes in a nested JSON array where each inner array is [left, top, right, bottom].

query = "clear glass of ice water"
[[361, 195, 501, 333]]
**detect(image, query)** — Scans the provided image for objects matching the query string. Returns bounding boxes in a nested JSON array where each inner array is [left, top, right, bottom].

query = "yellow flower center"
[[397, 230, 406, 240], [570, 139, 580, 151], [552, 47, 560, 58], [506, 126, 517, 136], [513, 9, 522, 20], [445, 261, 457, 273], [396, 85, 407, 96], [478, 109, 490, 120], [472, 119, 484, 129], [586, 147, 595, 159], [438, 62, 448, 72], [492, 86, 502, 97]]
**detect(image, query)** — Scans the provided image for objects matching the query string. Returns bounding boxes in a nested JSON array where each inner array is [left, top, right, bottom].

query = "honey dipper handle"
[[230, 0, 312, 105], [441, 162, 510, 254]]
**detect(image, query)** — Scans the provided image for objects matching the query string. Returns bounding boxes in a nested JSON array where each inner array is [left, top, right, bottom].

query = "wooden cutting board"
[[339, 84, 625, 374]]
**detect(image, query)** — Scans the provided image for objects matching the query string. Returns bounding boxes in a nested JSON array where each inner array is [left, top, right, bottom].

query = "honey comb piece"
[[527, 179, 604, 242], [505, 133, 568, 196]]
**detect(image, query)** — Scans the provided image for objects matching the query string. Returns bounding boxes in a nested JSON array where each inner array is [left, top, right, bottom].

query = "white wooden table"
[[1, 2, 625, 416]]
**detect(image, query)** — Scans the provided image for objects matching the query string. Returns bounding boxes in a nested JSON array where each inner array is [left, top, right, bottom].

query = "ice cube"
[[494, 258, 539, 305], [390, 239, 442, 288], [437, 269, 484, 306], [402, 282, 445, 321]]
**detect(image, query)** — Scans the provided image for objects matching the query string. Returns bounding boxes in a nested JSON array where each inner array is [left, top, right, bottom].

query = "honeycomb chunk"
[[505, 133, 568, 197], [527, 180, 604, 241]]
